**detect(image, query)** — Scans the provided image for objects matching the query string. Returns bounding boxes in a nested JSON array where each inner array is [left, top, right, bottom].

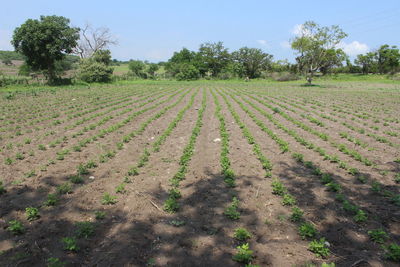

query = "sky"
[[0, 0, 399, 62]]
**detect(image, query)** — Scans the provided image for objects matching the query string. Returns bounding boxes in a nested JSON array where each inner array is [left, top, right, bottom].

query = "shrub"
[[77, 60, 113, 83], [175, 64, 200, 81]]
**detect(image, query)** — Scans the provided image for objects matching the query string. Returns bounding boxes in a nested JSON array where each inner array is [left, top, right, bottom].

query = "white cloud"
[[257, 40, 268, 46], [0, 30, 13, 50], [338, 41, 369, 56], [280, 41, 291, 49]]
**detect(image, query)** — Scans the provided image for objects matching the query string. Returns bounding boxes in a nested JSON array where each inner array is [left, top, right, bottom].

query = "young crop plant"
[[163, 196, 179, 213], [368, 229, 389, 244], [102, 193, 117, 205], [46, 257, 65, 267], [234, 227, 252, 241], [290, 206, 304, 222], [224, 197, 241, 220], [57, 182, 72, 195], [70, 175, 84, 184], [77, 163, 89, 175], [4, 157, 13, 165], [25, 207, 40, 221], [75, 221, 95, 238], [282, 193, 296, 206], [353, 209, 368, 223], [8, 220, 24, 235], [95, 211, 106, 220], [115, 183, 126, 194], [62, 237, 79, 252], [232, 243, 254, 263], [45, 193, 59, 206], [309, 238, 330, 258], [384, 243, 400, 262], [271, 179, 286, 196], [299, 222, 318, 239]]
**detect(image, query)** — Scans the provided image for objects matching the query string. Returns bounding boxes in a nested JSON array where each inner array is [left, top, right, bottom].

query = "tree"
[[128, 60, 146, 78], [319, 48, 347, 75], [147, 63, 159, 78], [354, 52, 377, 74], [12, 15, 80, 83], [376, 44, 400, 74], [232, 47, 272, 78], [77, 49, 113, 83], [175, 63, 200, 81], [74, 23, 117, 58], [198, 42, 231, 77], [290, 21, 347, 84], [165, 48, 198, 76]]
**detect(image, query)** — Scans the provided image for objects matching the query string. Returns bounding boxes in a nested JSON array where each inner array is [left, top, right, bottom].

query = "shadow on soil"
[[1, 162, 399, 266]]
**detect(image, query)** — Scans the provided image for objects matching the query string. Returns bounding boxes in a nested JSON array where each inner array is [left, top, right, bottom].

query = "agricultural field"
[[0, 80, 399, 266]]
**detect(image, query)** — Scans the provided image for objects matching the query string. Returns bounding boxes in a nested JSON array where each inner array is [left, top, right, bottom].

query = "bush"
[[77, 60, 113, 83], [175, 64, 200, 81]]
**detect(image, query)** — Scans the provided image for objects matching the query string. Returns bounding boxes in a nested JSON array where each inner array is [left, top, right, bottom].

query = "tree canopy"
[[291, 21, 347, 83], [11, 15, 80, 83]]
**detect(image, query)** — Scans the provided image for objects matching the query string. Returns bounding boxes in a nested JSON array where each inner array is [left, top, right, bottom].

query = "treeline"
[[125, 42, 400, 81]]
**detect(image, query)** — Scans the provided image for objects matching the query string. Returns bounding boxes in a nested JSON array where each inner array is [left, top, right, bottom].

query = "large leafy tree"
[[376, 44, 400, 74], [12, 15, 80, 83], [354, 52, 378, 74], [291, 21, 347, 84], [198, 41, 230, 77], [232, 47, 272, 78]]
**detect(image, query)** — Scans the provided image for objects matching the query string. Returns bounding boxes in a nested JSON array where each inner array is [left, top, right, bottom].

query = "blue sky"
[[1, 0, 399, 62]]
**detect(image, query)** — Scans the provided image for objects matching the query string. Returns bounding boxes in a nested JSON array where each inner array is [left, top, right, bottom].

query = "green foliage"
[[57, 182, 72, 194], [291, 21, 347, 83], [46, 257, 65, 267], [45, 193, 59, 206], [12, 15, 79, 82], [271, 179, 286, 196], [77, 58, 113, 83], [353, 209, 367, 223], [384, 243, 400, 262], [309, 238, 330, 258], [128, 60, 146, 77], [299, 222, 317, 239], [101, 193, 117, 205], [290, 206, 304, 222], [8, 220, 24, 235], [115, 183, 126, 194], [77, 163, 89, 175], [25, 207, 40, 221], [368, 229, 388, 244], [163, 197, 179, 213], [62, 237, 79, 252], [95, 211, 106, 220], [69, 175, 84, 184], [282, 193, 296, 206], [224, 197, 241, 220], [233, 227, 252, 241], [232, 47, 272, 78], [175, 63, 200, 81], [232, 243, 253, 263], [75, 221, 95, 238]]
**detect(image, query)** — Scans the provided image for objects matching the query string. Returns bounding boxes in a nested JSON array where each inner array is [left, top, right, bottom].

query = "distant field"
[[0, 80, 399, 266]]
